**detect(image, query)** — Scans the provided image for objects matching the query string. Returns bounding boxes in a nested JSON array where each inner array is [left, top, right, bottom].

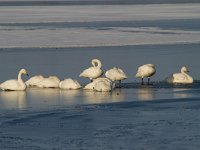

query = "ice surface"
[[0, 4, 200, 48], [0, 3, 200, 149]]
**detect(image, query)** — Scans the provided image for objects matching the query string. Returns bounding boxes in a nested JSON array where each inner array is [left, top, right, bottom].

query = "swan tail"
[[135, 72, 141, 78]]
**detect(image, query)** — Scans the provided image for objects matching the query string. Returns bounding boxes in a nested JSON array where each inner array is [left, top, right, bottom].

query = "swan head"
[[20, 69, 29, 76], [146, 64, 155, 68], [181, 66, 189, 73], [91, 59, 102, 68]]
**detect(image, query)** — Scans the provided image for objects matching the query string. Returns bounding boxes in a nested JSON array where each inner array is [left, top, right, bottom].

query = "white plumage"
[[105, 67, 127, 82], [35, 76, 60, 88], [166, 66, 193, 84], [25, 75, 44, 87], [59, 78, 82, 90], [136, 64, 156, 85], [79, 59, 103, 81], [0, 69, 29, 91], [84, 78, 114, 92]]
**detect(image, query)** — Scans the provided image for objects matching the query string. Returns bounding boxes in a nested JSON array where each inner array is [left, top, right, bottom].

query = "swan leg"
[[141, 78, 144, 85], [148, 77, 150, 85], [118, 80, 121, 88]]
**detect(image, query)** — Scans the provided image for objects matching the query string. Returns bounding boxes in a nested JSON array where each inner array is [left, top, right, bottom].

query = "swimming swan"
[[59, 78, 82, 90], [166, 66, 193, 84], [84, 78, 114, 92], [136, 64, 156, 85], [36, 76, 60, 88], [105, 67, 127, 87], [25, 75, 44, 87], [79, 59, 103, 81], [0, 69, 29, 91]]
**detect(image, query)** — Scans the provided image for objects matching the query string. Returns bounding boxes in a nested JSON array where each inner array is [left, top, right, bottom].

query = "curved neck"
[[92, 59, 102, 68], [18, 71, 23, 83], [181, 70, 188, 75]]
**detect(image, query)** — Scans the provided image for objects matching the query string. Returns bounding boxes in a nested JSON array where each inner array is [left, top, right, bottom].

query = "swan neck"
[[92, 59, 102, 68], [181, 70, 188, 75], [18, 71, 23, 83]]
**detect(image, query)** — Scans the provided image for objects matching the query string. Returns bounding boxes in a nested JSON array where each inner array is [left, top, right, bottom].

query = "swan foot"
[[141, 78, 144, 85], [147, 77, 150, 85]]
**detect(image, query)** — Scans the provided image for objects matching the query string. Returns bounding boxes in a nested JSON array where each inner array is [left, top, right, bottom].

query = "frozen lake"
[[0, 2, 200, 150]]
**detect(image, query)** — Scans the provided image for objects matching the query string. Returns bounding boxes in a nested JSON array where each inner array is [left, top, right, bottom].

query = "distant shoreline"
[[0, 0, 200, 6]]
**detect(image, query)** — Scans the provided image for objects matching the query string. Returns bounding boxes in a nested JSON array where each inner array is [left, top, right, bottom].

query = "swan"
[[35, 76, 60, 88], [0, 69, 29, 91], [84, 77, 114, 92], [93, 80, 112, 92], [59, 78, 82, 90], [105, 67, 127, 87], [136, 64, 156, 85], [79, 59, 103, 82], [166, 66, 193, 84], [25, 75, 44, 87]]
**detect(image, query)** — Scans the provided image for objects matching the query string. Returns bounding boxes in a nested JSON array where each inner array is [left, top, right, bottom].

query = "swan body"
[[105, 67, 127, 81], [136, 64, 156, 84], [80, 59, 103, 81], [105, 67, 127, 87], [25, 75, 44, 87], [59, 78, 82, 90], [167, 66, 193, 84], [36, 76, 60, 88], [0, 69, 28, 91], [84, 78, 114, 92]]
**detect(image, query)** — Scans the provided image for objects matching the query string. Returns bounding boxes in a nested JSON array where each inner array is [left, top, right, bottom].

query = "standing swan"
[[59, 78, 82, 90], [0, 69, 29, 91], [166, 66, 193, 84], [79, 59, 103, 82], [105, 67, 127, 87], [136, 64, 156, 85]]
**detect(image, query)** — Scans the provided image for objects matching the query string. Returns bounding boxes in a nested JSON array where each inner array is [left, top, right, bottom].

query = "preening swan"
[[166, 66, 193, 84], [105, 67, 127, 87], [136, 64, 156, 85], [84, 78, 114, 92], [59, 78, 82, 90], [35, 76, 60, 88], [79, 59, 103, 81], [0, 69, 29, 91], [25, 75, 44, 87]]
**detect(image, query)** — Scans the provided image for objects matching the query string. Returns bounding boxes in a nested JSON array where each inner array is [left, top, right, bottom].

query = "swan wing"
[[0, 79, 20, 90], [80, 67, 103, 79], [173, 73, 186, 81], [60, 78, 82, 90]]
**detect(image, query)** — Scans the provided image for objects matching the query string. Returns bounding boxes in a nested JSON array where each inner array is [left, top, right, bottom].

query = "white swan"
[[79, 59, 103, 81], [25, 75, 44, 87], [166, 66, 193, 84], [105, 67, 127, 87], [0, 69, 29, 91], [35, 76, 60, 88], [136, 64, 156, 85], [84, 78, 114, 92], [59, 78, 82, 90]]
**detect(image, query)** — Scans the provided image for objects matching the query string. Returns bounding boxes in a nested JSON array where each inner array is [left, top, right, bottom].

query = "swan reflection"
[[0, 91, 26, 110], [111, 89, 125, 102], [136, 87, 155, 101], [59, 90, 81, 105], [83, 89, 125, 104], [173, 89, 191, 99], [83, 90, 112, 104]]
